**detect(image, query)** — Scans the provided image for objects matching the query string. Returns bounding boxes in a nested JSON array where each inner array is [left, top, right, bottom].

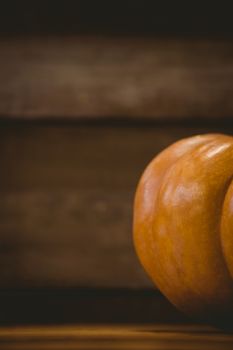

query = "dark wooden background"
[[0, 2, 233, 329], [0, 1, 233, 37], [0, 123, 233, 291]]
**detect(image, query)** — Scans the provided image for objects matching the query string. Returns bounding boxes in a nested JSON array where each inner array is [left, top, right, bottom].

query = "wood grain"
[[0, 124, 232, 288], [0, 324, 233, 350], [1, 37, 233, 119]]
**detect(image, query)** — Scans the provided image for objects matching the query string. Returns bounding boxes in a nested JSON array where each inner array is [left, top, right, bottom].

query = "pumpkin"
[[133, 134, 233, 326]]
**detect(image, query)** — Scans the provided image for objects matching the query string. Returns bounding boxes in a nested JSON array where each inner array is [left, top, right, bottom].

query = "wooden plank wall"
[[0, 2, 233, 289], [0, 124, 232, 288], [0, 37, 233, 119]]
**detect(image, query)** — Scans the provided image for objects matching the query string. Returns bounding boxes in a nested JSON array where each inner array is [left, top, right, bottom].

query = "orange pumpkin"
[[133, 134, 233, 326]]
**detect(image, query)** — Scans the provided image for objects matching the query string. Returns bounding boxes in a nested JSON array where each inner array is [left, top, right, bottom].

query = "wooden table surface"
[[1, 324, 233, 350]]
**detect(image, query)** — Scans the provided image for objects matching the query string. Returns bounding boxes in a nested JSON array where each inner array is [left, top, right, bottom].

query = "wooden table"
[[1, 324, 233, 350]]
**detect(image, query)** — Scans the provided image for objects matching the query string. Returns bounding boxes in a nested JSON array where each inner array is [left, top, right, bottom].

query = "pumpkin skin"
[[133, 134, 233, 326]]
